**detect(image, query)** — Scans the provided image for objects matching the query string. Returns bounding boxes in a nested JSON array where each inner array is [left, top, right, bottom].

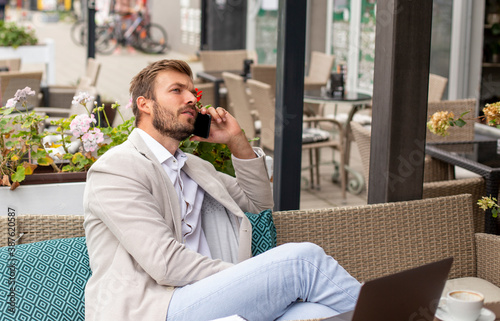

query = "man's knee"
[[279, 242, 327, 260]]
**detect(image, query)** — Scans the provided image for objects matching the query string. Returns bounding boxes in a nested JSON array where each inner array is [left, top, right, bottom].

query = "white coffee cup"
[[442, 290, 484, 321]]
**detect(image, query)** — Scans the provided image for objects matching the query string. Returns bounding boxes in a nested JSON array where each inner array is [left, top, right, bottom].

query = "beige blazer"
[[83, 130, 274, 321]]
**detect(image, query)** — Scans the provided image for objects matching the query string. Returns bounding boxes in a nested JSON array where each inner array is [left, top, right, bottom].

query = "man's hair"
[[129, 59, 193, 125]]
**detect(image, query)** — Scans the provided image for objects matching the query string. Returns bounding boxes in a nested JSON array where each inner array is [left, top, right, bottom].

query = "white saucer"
[[435, 306, 496, 321]]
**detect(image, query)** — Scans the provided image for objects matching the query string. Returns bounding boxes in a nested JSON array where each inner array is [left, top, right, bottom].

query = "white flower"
[[72, 92, 95, 105], [5, 98, 17, 108], [81, 128, 104, 152], [70, 114, 96, 137]]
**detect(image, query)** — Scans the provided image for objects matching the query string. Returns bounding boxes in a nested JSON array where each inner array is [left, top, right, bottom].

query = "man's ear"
[[136, 96, 153, 115]]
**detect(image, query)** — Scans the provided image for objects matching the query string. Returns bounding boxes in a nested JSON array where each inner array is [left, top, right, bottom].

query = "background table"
[[304, 90, 372, 194]]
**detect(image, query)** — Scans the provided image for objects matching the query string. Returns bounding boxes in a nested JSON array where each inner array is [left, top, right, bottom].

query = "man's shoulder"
[[92, 138, 148, 171]]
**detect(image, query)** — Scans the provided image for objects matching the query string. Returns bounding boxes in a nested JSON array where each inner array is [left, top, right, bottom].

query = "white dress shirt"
[[136, 129, 212, 257]]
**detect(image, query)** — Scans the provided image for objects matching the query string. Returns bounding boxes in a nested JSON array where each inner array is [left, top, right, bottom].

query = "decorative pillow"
[[302, 127, 332, 144], [0, 237, 91, 321], [244, 209, 277, 256]]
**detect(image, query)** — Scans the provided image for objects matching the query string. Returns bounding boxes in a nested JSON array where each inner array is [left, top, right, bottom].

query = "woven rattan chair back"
[[250, 64, 276, 97], [199, 50, 249, 72], [427, 99, 476, 144], [0, 71, 43, 107], [304, 51, 335, 85], [0, 215, 85, 247], [222, 72, 257, 140], [274, 194, 476, 282], [428, 73, 448, 102], [246, 79, 275, 151], [0, 58, 21, 72]]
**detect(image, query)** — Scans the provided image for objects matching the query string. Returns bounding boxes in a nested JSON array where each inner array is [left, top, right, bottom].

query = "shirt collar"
[[135, 128, 187, 168]]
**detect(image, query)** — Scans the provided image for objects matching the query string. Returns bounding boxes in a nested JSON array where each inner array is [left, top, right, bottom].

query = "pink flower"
[[82, 128, 104, 152], [70, 114, 96, 137], [14, 86, 35, 102], [125, 97, 133, 109]]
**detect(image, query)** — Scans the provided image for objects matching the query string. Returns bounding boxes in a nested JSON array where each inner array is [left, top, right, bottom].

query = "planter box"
[[0, 38, 56, 85], [0, 182, 86, 216]]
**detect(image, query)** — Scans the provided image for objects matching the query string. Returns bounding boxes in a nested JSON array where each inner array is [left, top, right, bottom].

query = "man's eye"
[[172, 88, 180, 92]]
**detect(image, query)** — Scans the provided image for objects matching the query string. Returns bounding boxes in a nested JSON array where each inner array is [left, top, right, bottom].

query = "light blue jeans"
[[166, 242, 361, 321]]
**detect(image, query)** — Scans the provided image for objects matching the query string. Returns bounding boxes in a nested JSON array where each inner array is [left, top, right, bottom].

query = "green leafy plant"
[[477, 196, 499, 218], [0, 88, 52, 189], [0, 21, 38, 48], [0, 88, 134, 190]]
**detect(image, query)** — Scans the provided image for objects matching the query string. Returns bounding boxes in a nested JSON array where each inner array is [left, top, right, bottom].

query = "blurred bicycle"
[[95, 11, 168, 55]]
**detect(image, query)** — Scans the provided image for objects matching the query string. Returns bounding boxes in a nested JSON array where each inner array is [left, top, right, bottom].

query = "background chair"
[[428, 73, 448, 102], [350, 121, 486, 231], [42, 58, 101, 108], [247, 78, 346, 196], [0, 58, 21, 72], [199, 49, 254, 72], [250, 64, 276, 96], [35, 86, 98, 129], [304, 51, 335, 90], [221, 72, 258, 141], [0, 71, 43, 107]]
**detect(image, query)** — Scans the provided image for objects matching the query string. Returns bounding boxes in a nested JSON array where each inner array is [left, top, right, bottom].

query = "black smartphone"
[[193, 112, 211, 138]]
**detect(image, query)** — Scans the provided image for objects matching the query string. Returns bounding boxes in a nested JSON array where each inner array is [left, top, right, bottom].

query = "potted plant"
[[0, 87, 135, 190], [0, 21, 38, 48]]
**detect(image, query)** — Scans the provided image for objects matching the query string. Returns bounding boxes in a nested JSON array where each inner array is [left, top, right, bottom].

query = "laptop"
[[324, 257, 454, 321]]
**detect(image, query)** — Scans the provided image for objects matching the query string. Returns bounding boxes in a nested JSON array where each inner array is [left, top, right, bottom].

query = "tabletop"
[[303, 89, 372, 103]]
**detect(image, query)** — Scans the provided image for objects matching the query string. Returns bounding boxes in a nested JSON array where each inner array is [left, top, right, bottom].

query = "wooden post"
[[368, 0, 433, 203], [273, 0, 307, 211]]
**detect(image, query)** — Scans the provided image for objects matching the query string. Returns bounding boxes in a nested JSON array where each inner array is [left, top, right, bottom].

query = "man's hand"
[[190, 106, 256, 159]]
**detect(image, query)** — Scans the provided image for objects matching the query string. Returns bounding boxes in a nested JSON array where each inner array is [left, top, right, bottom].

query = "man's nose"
[[184, 91, 196, 104]]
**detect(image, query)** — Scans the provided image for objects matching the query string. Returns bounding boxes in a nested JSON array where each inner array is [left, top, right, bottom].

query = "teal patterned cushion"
[[244, 209, 277, 256], [0, 237, 91, 321]]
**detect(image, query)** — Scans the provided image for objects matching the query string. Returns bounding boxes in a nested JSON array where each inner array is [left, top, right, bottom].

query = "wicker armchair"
[[0, 71, 43, 107], [350, 121, 460, 185], [350, 121, 487, 233], [304, 51, 335, 90], [247, 78, 346, 195], [222, 72, 258, 140], [1, 194, 499, 319], [274, 194, 500, 317], [250, 64, 276, 96]]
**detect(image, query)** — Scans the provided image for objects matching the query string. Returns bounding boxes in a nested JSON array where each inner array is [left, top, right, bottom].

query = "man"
[[83, 59, 361, 321]]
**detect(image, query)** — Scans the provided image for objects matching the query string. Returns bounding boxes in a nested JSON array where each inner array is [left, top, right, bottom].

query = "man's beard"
[[152, 101, 195, 141]]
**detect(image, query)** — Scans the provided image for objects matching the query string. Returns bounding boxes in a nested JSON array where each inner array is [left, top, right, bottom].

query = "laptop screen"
[[323, 258, 453, 321]]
